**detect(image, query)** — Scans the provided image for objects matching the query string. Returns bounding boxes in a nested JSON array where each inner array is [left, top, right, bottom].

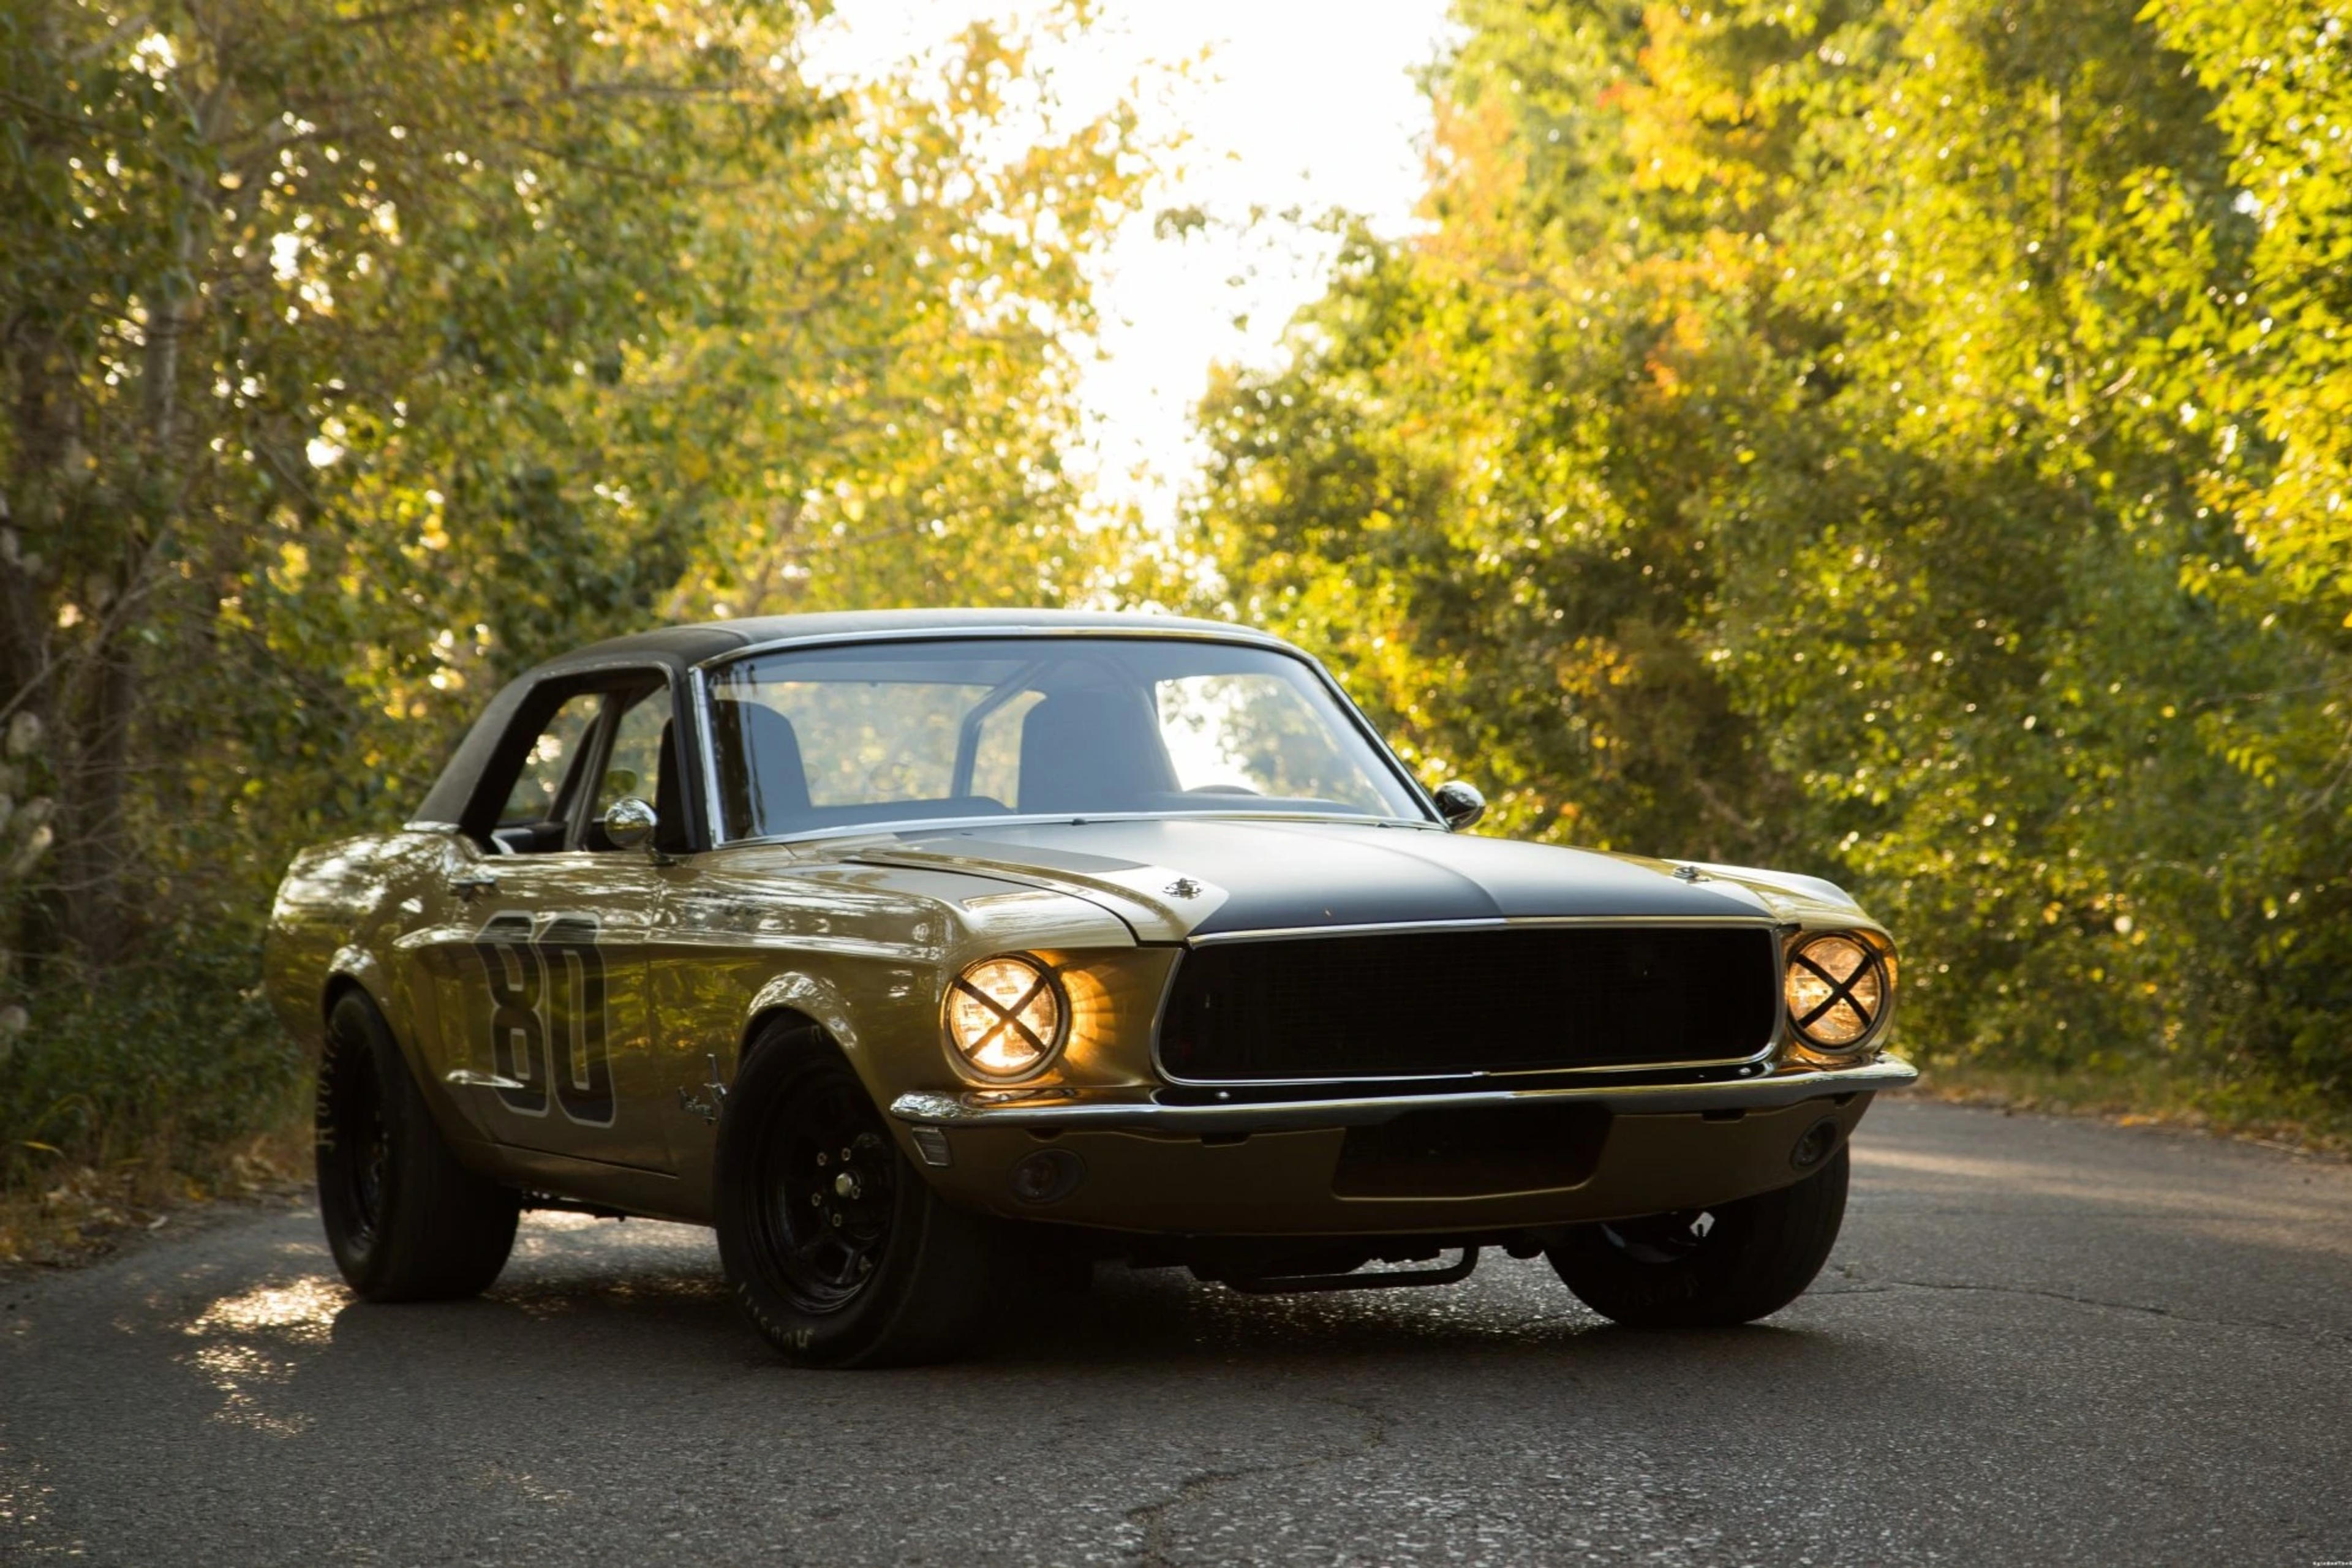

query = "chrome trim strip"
[[889, 1055, 1918, 1133], [1183, 913, 1781, 946], [1153, 920, 1787, 1087], [445, 1068, 532, 1091], [690, 663, 726, 851]]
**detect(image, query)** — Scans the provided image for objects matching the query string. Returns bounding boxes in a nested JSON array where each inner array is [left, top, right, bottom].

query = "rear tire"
[[716, 1022, 1003, 1368], [1547, 1148, 1849, 1328], [317, 990, 519, 1301]]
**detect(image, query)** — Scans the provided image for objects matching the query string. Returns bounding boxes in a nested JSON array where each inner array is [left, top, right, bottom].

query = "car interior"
[[477, 675, 687, 856], [467, 648, 1395, 855], [708, 672, 1371, 842]]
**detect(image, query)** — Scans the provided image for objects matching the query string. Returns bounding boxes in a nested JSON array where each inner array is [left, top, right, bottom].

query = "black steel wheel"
[[715, 1022, 1005, 1369], [316, 989, 519, 1301], [319, 1028, 391, 1256], [1546, 1148, 1849, 1329], [753, 1071, 899, 1313]]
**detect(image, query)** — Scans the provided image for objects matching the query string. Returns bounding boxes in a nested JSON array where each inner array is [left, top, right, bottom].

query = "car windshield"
[[703, 636, 1431, 842]]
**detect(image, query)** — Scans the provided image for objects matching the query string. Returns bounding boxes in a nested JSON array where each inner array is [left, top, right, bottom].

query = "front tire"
[[715, 1022, 1000, 1368], [1547, 1148, 1849, 1328], [316, 989, 519, 1301]]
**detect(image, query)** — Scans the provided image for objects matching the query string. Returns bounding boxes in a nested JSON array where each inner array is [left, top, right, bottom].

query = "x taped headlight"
[[1784, 933, 1891, 1054], [944, 955, 1067, 1080]]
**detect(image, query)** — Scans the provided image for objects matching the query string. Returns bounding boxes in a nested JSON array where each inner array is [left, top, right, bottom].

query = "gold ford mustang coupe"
[[268, 609, 1914, 1366]]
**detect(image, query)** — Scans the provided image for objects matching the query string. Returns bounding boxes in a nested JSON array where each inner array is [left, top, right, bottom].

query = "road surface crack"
[[1121, 1397, 1391, 1565], [1826, 1275, 2350, 1345]]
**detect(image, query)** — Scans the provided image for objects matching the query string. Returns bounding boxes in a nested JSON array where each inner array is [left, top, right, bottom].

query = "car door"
[[418, 674, 678, 1174]]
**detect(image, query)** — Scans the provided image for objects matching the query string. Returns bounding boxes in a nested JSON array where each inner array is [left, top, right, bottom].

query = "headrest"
[[1017, 688, 1177, 813]]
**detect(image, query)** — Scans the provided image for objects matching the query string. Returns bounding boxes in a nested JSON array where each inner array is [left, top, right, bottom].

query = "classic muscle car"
[[268, 609, 1913, 1366]]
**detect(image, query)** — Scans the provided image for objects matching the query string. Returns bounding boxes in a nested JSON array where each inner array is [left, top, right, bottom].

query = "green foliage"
[[1, 938, 294, 1175], [1198, 0, 2352, 1107], [0, 0, 1144, 1208]]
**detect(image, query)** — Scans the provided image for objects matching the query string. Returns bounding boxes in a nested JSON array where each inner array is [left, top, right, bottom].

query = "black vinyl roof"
[[532, 608, 1275, 677]]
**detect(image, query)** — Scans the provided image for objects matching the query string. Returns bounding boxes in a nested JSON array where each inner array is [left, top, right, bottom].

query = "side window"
[[593, 685, 672, 826], [497, 693, 602, 848]]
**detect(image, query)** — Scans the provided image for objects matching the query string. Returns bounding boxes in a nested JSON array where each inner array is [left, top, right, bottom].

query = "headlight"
[[944, 955, 1066, 1079], [1784, 933, 1890, 1054]]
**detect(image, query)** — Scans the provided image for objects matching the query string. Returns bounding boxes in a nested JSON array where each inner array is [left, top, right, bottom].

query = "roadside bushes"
[[0, 937, 300, 1256]]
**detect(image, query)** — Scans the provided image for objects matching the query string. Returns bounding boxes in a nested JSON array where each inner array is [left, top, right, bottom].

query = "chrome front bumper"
[[889, 1054, 1918, 1134]]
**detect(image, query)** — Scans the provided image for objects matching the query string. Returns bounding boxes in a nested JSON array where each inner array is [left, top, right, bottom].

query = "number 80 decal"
[[473, 912, 615, 1126]]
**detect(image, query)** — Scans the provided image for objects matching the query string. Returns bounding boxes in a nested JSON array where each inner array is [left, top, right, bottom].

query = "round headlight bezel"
[[943, 953, 1069, 1082], [1782, 932, 1892, 1058]]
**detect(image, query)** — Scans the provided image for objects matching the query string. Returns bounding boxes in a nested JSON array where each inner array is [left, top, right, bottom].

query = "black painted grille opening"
[[1158, 925, 1779, 1082]]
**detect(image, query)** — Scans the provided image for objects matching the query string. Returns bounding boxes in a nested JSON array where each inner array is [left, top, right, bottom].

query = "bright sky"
[[804, 1, 1458, 534]]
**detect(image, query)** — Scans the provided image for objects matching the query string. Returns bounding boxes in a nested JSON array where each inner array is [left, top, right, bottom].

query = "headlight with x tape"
[[1782, 933, 1893, 1059], [944, 954, 1069, 1080]]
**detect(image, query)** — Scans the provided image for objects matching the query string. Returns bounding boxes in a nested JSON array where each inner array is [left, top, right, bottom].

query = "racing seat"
[[712, 700, 813, 839], [1016, 687, 1178, 814]]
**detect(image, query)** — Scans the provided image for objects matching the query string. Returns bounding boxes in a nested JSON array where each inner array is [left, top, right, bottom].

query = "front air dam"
[[916, 1092, 1879, 1235]]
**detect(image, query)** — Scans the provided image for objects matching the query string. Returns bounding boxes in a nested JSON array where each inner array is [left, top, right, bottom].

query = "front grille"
[[1158, 925, 1780, 1082]]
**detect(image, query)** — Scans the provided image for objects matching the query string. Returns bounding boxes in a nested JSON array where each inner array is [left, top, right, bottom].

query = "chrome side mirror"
[[601, 796, 658, 852], [1433, 780, 1485, 831]]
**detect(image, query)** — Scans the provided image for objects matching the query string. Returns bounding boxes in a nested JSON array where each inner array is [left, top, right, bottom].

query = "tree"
[[1197, 0, 2351, 1106], [0, 0, 1144, 1193]]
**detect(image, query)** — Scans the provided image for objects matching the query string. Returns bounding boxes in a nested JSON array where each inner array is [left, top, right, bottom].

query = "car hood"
[[845, 817, 1849, 943]]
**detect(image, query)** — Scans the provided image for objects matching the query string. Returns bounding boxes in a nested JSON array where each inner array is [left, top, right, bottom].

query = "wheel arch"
[[739, 971, 864, 1070], [738, 1002, 830, 1066], [318, 955, 474, 1159], [733, 980, 951, 1197], [321, 944, 393, 1027], [320, 969, 374, 1025]]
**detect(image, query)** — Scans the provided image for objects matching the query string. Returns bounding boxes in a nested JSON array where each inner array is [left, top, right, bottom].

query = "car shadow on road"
[[320, 1270, 746, 1366], [295, 1245, 1855, 1389], [968, 1259, 1862, 1376]]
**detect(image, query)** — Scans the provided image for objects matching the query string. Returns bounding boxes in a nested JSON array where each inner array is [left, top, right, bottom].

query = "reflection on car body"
[[268, 609, 1913, 1366]]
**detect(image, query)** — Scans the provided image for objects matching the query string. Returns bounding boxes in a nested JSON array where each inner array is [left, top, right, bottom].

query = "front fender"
[[743, 970, 867, 1066]]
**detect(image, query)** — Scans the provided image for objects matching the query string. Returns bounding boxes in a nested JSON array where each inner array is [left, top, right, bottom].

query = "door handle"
[[449, 873, 499, 900]]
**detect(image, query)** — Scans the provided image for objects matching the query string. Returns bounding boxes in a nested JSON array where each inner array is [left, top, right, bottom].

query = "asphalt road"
[[4, 1098, 2349, 1567]]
